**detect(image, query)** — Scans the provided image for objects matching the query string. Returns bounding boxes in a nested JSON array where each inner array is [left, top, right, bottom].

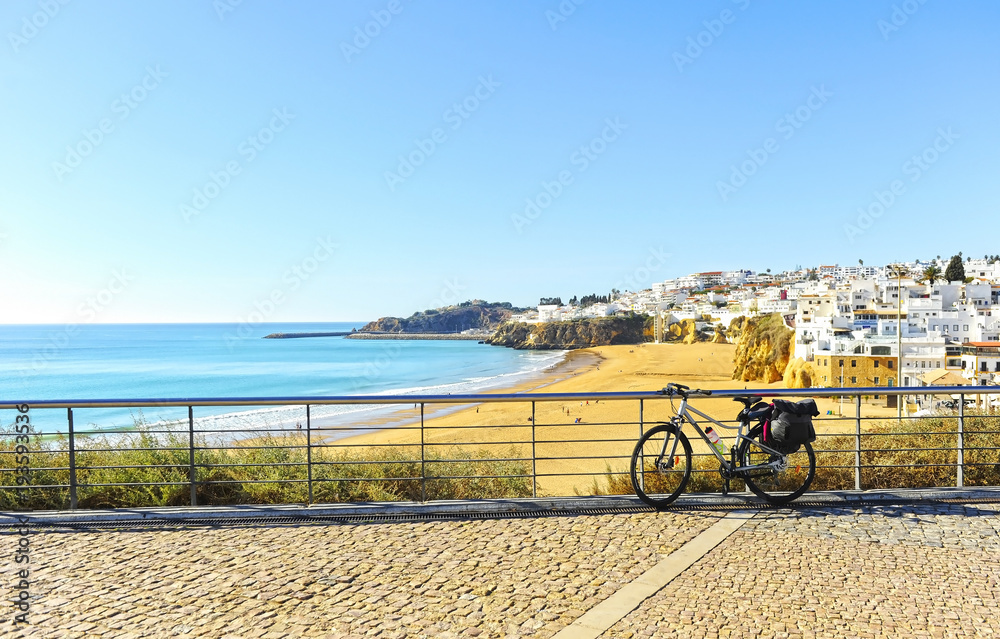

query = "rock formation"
[[730, 314, 794, 384], [486, 315, 648, 350], [360, 301, 525, 334], [783, 357, 817, 389]]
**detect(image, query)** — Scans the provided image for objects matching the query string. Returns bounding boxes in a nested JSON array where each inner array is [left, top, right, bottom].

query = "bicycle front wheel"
[[630, 423, 692, 509], [736, 423, 815, 505]]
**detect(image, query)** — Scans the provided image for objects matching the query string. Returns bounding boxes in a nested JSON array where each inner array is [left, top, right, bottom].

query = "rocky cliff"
[[360, 301, 525, 334], [486, 315, 648, 350], [730, 314, 794, 384], [662, 317, 728, 344], [783, 357, 817, 389]]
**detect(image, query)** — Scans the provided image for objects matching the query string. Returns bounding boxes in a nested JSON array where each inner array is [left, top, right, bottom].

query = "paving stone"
[[11, 509, 719, 637], [601, 502, 1000, 638]]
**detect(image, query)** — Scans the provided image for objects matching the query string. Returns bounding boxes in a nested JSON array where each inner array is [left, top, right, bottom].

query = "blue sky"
[[2, 0, 998, 323]]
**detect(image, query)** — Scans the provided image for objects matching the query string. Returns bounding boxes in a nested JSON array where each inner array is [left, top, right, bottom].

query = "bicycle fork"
[[657, 420, 683, 471]]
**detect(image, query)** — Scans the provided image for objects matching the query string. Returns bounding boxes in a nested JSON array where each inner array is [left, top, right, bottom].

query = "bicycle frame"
[[668, 395, 785, 475]]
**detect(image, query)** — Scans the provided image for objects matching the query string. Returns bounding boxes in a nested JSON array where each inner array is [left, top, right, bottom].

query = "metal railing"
[[2, 385, 1000, 510]]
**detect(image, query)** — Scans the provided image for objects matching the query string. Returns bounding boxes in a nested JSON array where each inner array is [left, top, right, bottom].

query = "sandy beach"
[[318, 342, 902, 496]]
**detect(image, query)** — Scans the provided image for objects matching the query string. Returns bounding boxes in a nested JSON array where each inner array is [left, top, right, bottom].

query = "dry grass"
[[592, 411, 1000, 496], [0, 421, 533, 510]]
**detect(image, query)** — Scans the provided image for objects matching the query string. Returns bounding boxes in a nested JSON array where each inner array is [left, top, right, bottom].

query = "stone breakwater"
[[263, 332, 353, 339], [344, 332, 489, 340]]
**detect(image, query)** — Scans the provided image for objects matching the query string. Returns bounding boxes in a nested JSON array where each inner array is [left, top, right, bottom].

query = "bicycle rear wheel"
[[630, 423, 692, 509], [736, 423, 815, 504]]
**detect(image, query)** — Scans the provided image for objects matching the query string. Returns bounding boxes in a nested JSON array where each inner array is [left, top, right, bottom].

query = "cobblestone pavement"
[[603, 502, 1000, 638], [7, 501, 1000, 638], [7, 510, 723, 638]]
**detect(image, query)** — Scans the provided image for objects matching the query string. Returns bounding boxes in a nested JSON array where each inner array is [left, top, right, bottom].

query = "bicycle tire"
[[630, 423, 692, 509], [735, 423, 815, 505]]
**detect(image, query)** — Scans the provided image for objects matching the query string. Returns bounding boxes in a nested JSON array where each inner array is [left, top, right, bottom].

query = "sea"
[[0, 323, 564, 437]]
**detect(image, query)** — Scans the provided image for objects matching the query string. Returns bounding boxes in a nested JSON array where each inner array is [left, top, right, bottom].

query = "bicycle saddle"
[[732, 395, 763, 407]]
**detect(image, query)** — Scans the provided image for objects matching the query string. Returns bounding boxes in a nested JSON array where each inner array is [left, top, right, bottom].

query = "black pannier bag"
[[766, 399, 819, 454]]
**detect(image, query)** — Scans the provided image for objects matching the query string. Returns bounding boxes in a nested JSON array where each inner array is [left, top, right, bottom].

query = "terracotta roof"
[[967, 342, 1000, 347]]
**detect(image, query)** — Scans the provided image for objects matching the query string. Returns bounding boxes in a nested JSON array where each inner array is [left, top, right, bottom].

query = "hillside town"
[[520, 255, 1000, 404]]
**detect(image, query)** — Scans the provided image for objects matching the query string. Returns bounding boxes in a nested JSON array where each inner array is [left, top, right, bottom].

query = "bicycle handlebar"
[[659, 383, 712, 398]]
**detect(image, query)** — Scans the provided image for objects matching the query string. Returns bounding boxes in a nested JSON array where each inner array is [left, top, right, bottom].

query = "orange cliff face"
[[729, 314, 794, 384]]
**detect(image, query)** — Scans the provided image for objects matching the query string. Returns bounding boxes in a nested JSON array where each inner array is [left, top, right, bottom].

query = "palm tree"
[[922, 265, 943, 286]]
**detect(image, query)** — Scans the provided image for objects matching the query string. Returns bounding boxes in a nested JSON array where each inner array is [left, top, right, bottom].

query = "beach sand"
[[318, 342, 903, 496]]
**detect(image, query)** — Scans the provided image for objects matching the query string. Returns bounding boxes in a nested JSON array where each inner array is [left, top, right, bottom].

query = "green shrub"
[[0, 419, 533, 510]]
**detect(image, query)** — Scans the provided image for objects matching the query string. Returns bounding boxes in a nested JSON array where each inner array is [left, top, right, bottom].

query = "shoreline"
[[325, 342, 904, 495], [235, 350, 593, 446]]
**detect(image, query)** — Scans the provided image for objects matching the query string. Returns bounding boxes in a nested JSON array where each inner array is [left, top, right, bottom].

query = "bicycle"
[[630, 383, 817, 507]]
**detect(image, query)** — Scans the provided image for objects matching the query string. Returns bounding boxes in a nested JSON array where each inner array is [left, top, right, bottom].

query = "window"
[[888, 377, 895, 386], [954, 325, 959, 331], [874, 361, 880, 368], [851, 376, 857, 384], [839, 359, 844, 367], [888, 361, 894, 369], [851, 360, 857, 367], [874, 376, 880, 384], [964, 325, 969, 331]]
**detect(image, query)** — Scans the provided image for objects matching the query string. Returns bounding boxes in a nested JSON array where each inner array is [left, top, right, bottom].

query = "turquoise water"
[[0, 323, 562, 435]]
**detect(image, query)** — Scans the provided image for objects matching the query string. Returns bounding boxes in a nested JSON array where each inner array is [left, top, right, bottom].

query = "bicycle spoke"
[[737, 424, 815, 504], [630, 424, 691, 508]]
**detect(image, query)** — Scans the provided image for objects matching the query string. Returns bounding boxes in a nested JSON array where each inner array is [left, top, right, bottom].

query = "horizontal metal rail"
[[2, 386, 1000, 510]]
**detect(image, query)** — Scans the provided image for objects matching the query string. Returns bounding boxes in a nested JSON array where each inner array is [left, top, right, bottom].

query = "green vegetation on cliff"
[[729, 314, 794, 383], [360, 300, 528, 334], [487, 315, 649, 350]]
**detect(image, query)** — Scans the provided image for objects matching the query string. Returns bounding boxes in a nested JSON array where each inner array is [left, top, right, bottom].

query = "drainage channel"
[[10, 494, 999, 531]]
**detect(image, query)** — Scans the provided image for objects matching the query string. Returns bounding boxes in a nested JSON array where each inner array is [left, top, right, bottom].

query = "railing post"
[[531, 401, 537, 498], [958, 392, 965, 488], [188, 406, 197, 507], [306, 404, 313, 506], [854, 394, 862, 491], [67, 408, 77, 510], [420, 403, 426, 502]]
